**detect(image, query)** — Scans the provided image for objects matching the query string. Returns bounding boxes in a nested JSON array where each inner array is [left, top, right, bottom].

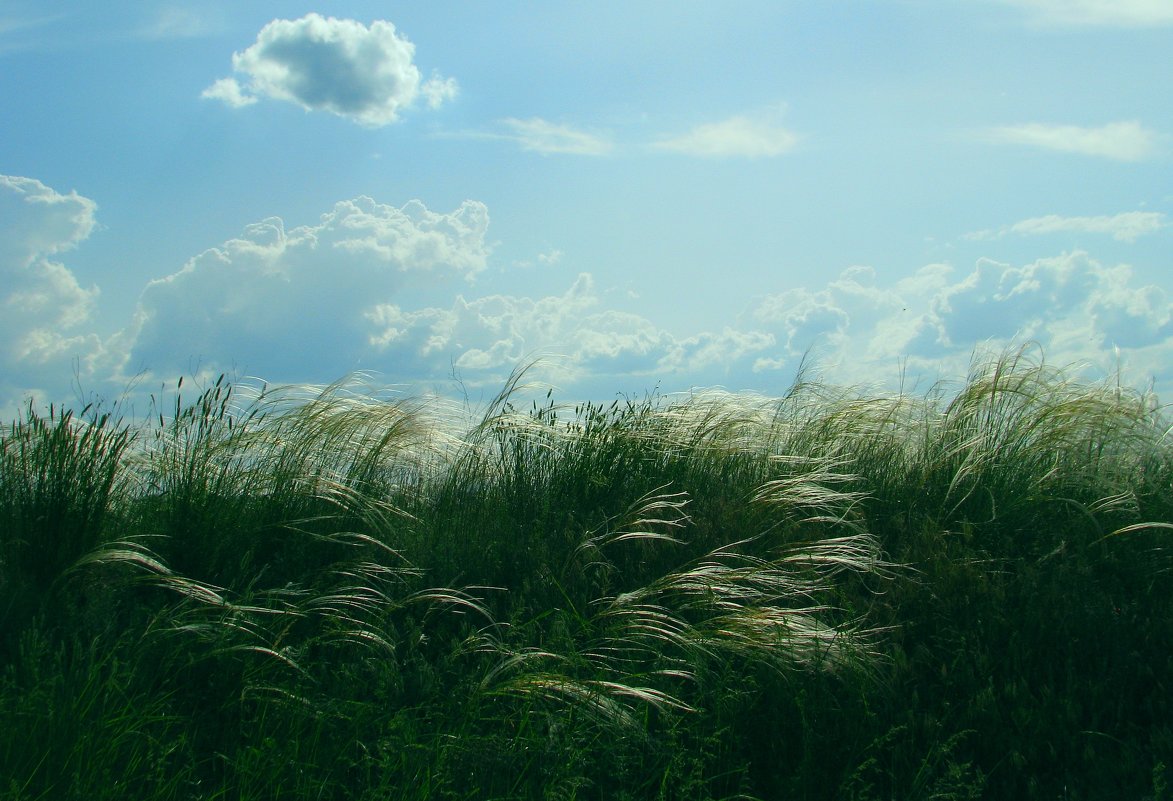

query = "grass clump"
[[1, 345, 1171, 799]]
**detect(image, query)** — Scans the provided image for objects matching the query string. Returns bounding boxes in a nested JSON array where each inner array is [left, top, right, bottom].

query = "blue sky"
[[3, 1, 1171, 414]]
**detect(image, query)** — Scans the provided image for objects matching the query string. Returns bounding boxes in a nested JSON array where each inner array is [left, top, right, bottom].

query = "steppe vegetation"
[[2, 345, 1171, 800]]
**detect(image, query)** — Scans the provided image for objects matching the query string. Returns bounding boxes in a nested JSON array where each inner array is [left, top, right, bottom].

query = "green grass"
[[1, 344, 1171, 799]]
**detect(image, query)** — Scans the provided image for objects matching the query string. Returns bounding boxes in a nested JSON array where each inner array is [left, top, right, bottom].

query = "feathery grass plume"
[[73, 375, 497, 791], [600, 535, 879, 675], [138, 373, 467, 644], [133, 373, 456, 591], [914, 343, 1167, 544], [242, 372, 456, 498], [752, 374, 922, 529], [479, 483, 880, 746]]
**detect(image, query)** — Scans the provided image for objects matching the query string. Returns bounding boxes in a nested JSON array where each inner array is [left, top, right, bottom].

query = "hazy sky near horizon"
[[3, 1, 1172, 414]]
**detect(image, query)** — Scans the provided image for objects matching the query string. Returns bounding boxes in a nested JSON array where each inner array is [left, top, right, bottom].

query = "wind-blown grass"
[[1, 344, 1171, 800]]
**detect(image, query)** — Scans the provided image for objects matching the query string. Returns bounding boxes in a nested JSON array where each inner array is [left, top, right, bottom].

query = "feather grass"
[[2, 346, 1172, 799]]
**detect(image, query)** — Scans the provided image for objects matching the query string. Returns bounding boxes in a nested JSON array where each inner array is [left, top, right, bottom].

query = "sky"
[[2, 1, 1172, 416]]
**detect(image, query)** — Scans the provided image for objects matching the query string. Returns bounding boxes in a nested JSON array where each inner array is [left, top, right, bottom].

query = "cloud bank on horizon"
[[2, 4, 1171, 414], [4, 174, 1171, 413]]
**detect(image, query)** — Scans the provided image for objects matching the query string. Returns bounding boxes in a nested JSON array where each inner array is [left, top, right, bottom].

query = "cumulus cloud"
[[202, 13, 456, 126], [999, 0, 1173, 26], [745, 253, 1173, 395], [967, 211, 1169, 243], [8, 176, 1170, 414], [752, 265, 931, 370], [986, 121, 1160, 161], [0, 175, 105, 410], [363, 272, 781, 393], [126, 197, 490, 382], [498, 118, 613, 156], [659, 329, 776, 376], [366, 275, 665, 384], [654, 107, 799, 158], [1090, 266, 1173, 348], [201, 77, 256, 107], [0, 186, 768, 405], [122, 203, 1171, 402]]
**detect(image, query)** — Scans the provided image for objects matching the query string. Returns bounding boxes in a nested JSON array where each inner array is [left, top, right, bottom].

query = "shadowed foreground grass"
[[2, 346, 1171, 800]]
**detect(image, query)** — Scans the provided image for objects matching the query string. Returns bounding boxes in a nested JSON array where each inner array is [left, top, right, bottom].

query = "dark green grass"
[[2, 345, 1171, 800]]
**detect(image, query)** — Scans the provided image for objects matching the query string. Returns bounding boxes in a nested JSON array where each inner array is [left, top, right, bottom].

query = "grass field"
[[2, 345, 1171, 800]]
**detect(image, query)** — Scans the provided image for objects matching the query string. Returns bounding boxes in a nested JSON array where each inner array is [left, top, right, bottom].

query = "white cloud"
[[126, 214, 1167, 402], [364, 273, 779, 392], [659, 329, 776, 375], [498, 118, 613, 156], [967, 211, 1168, 243], [8, 175, 1170, 416], [1090, 266, 1173, 348], [0, 175, 105, 411], [365, 274, 665, 384], [201, 77, 256, 107], [746, 252, 1173, 396], [421, 73, 459, 109], [0, 175, 98, 259], [929, 256, 1095, 346], [986, 121, 1160, 162], [999, 0, 1173, 26], [126, 197, 490, 382], [654, 108, 799, 158], [203, 13, 456, 126], [0, 186, 769, 405]]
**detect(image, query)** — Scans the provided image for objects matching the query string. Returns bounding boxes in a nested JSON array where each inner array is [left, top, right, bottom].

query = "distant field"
[[3, 346, 1171, 800]]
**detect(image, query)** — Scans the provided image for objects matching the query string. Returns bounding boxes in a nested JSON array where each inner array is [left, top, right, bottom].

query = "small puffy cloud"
[[498, 118, 612, 156], [986, 121, 1160, 162], [201, 77, 256, 107], [203, 13, 456, 126], [999, 0, 1173, 26], [126, 197, 490, 382], [0, 175, 105, 410], [655, 107, 799, 158], [421, 73, 458, 109], [967, 211, 1168, 243]]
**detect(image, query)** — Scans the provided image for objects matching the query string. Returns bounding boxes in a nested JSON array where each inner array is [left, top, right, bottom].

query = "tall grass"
[[1, 345, 1171, 799], [1, 402, 132, 641]]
